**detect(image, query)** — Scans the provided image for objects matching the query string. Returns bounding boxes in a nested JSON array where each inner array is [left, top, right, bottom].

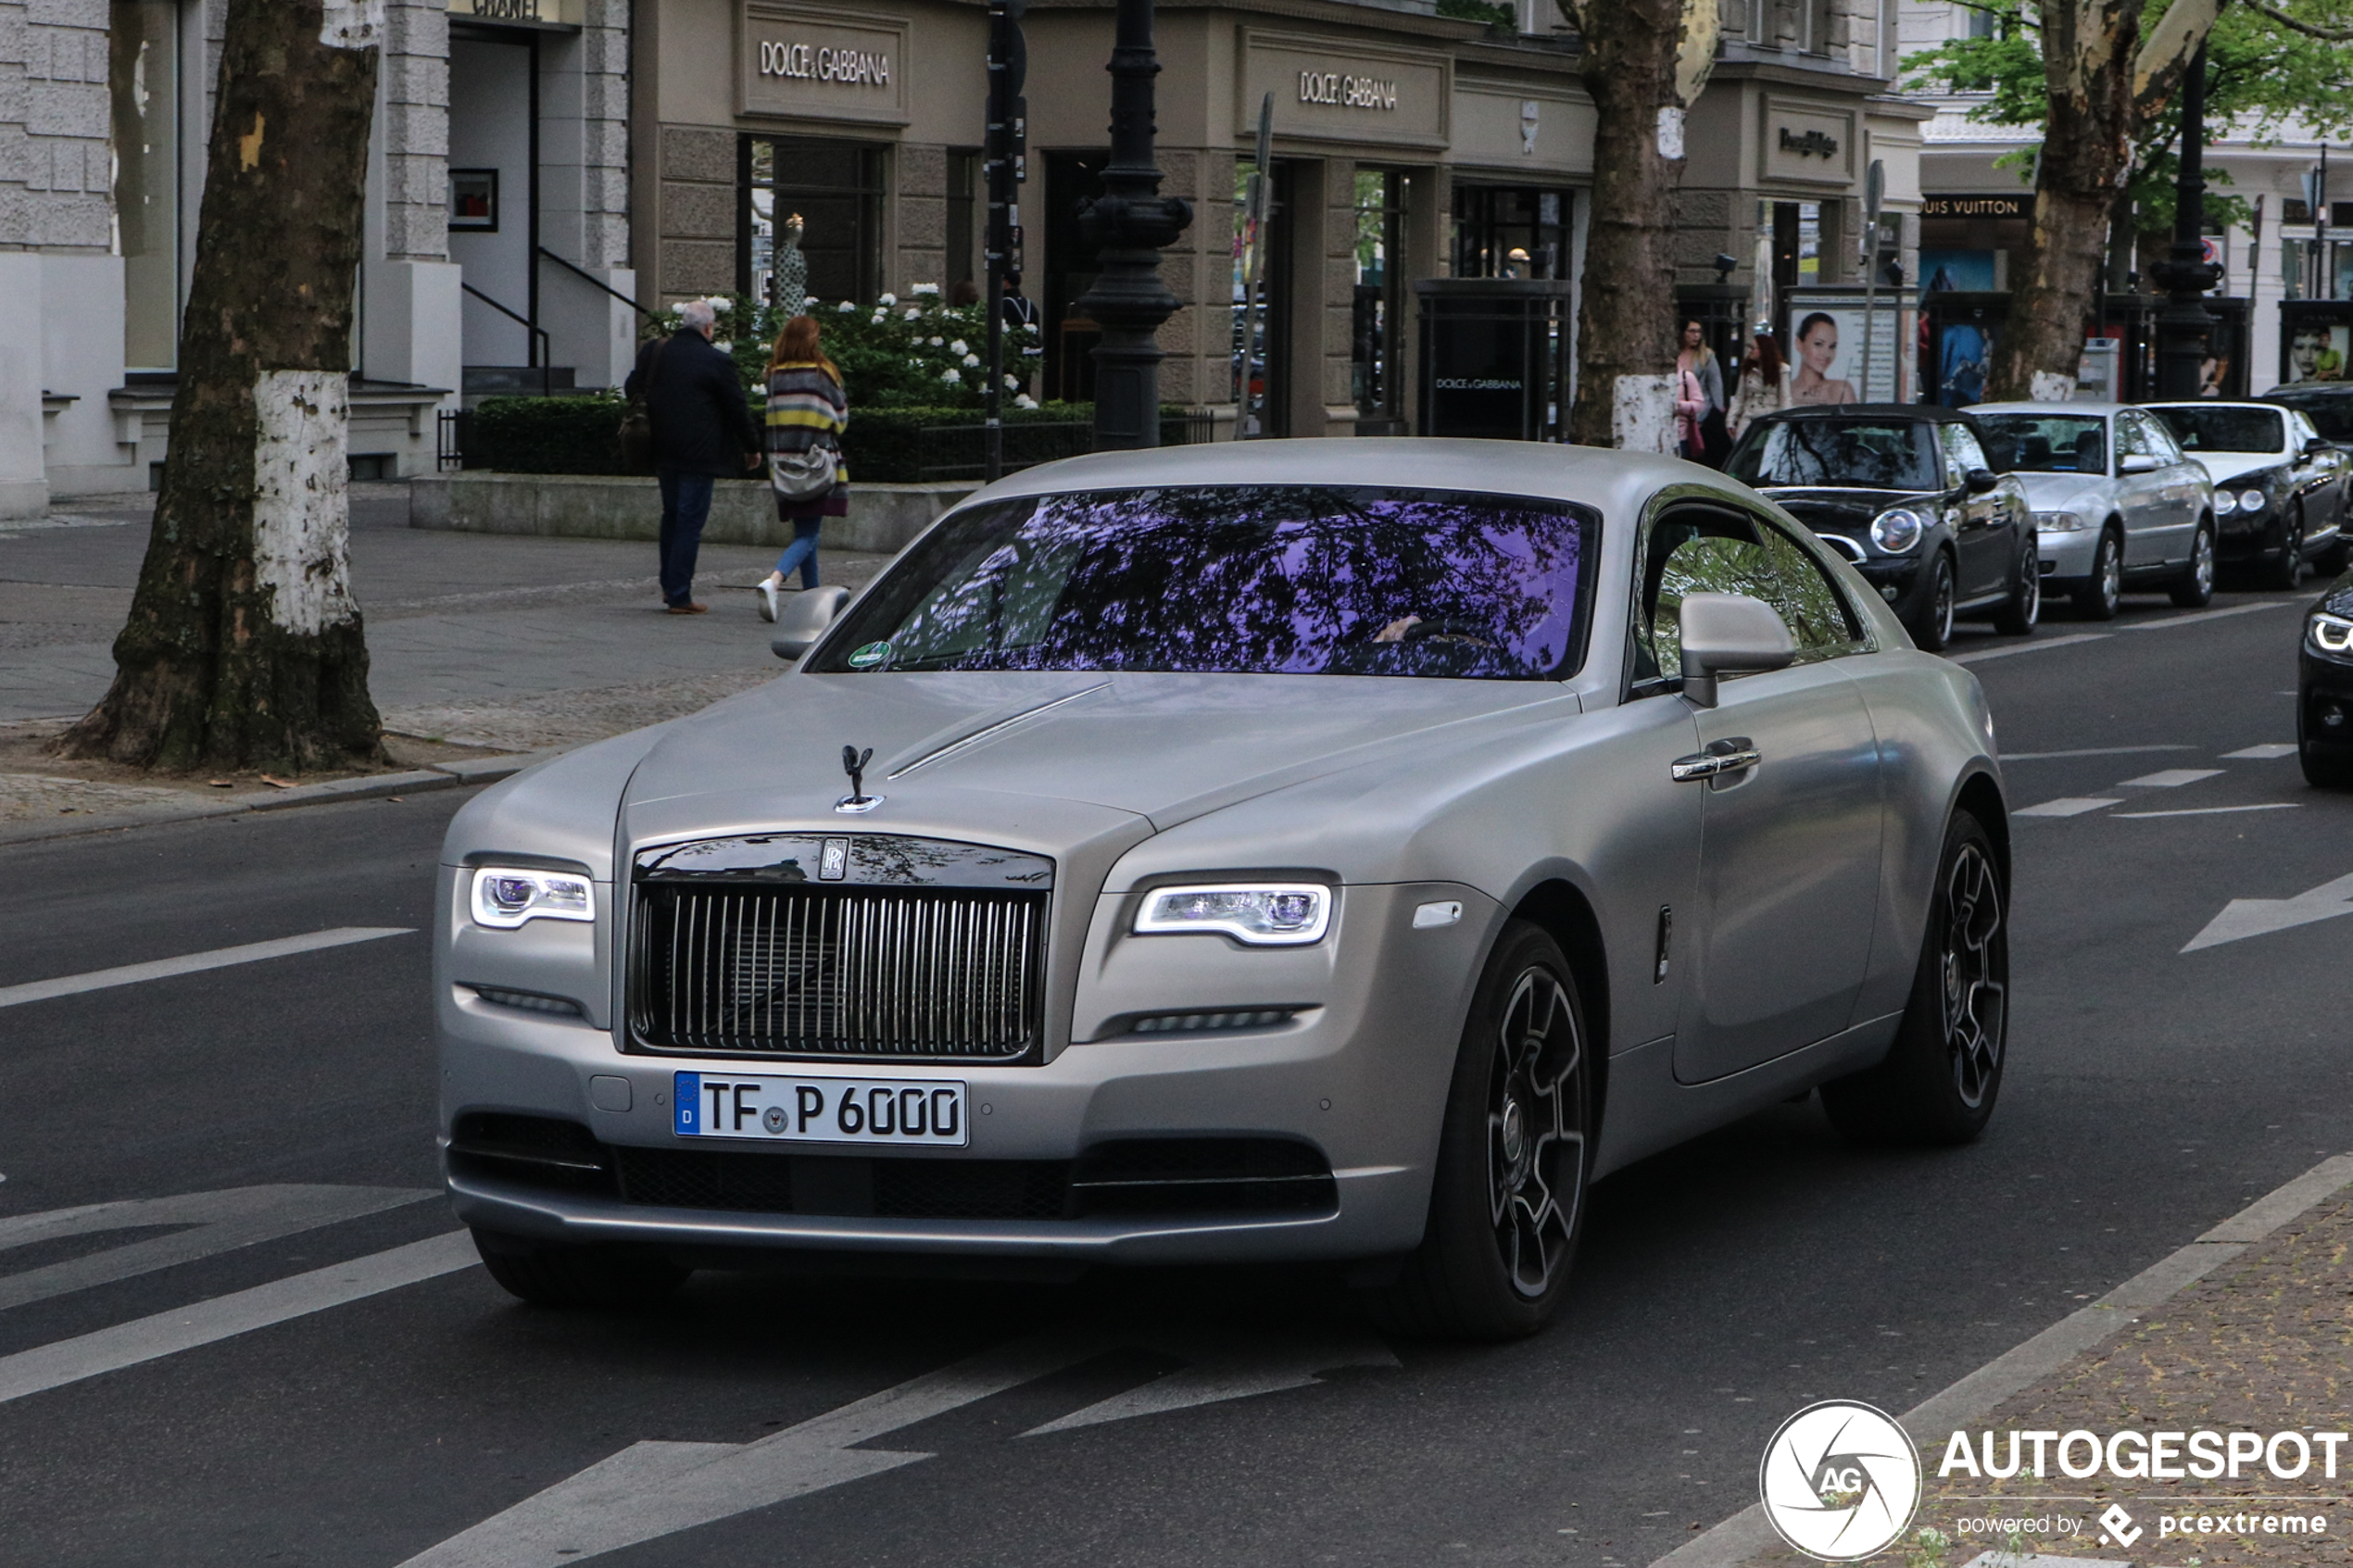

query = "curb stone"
[[0, 749, 562, 849], [1651, 1153, 2353, 1568]]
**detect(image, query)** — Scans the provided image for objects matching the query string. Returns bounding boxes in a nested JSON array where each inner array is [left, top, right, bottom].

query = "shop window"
[[1452, 186, 1569, 281], [1770, 200, 1822, 297], [1353, 169, 1408, 433], [742, 136, 886, 309], [947, 149, 979, 293], [111, 0, 183, 372]]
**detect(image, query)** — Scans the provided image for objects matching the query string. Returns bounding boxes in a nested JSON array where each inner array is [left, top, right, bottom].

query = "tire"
[[2317, 533, 2350, 578], [472, 1229, 691, 1309], [2266, 508, 2307, 593], [1991, 545, 2041, 635], [1907, 552, 1956, 653], [2073, 528, 2122, 620], [1370, 922, 1592, 1341], [2170, 520, 2217, 608], [1819, 812, 2007, 1147], [2297, 694, 2353, 789]]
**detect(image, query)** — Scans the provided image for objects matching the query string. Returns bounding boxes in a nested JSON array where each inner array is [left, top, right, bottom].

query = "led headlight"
[[2213, 490, 2238, 515], [2033, 509, 2090, 533], [2309, 611, 2353, 656], [2238, 488, 2268, 514], [472, 867, 594, 928], [1869, 508, 1924, 554], [1134, 884, 1330, 946]]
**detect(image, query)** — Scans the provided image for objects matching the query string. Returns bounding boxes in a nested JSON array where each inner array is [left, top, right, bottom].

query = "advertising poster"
[[1785, 293, 1902, 405], [2283, 320, 2351, 385]]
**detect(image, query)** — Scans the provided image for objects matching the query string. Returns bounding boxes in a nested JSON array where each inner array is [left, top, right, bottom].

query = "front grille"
[[628, 884, 1046, 1060], [612, 1147, 1071, 1220], [447, 1113, 617, 1196]]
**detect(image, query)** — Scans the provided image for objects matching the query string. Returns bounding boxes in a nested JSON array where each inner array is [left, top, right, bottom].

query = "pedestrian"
[[757, 314, 849, 622], [1678, 320, 1727, 465], [1727, 333, 1792, 443], [625, 299, 761, 614], [1675, 361, 1710, 464]]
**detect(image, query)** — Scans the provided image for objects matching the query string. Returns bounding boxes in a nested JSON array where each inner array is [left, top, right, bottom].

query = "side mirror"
[[1965, 467, 1999, 495], [1678, 592, 1797, 709], [2120, 453, 2161, 474], [771, 584, 850, 660], [2305, 435, 2336, 458]]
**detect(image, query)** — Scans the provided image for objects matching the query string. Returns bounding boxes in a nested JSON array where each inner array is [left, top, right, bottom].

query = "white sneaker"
[[758, 580, 779, 622]]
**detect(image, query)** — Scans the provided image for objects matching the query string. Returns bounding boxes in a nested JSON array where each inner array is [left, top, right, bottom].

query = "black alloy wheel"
[[1910, 553, 1957, 652], [1992, 543, 2040, 635], [2170, 521, 2217, 608], [1373, 921, 1591, 1340], [2267, 507, 2307, 592], [1820, 811, 2007, 1146], [2075, 528, 2123, 620]]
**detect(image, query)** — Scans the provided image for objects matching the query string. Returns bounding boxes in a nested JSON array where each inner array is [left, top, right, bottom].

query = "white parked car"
[[1971, 402, 2216, 618]]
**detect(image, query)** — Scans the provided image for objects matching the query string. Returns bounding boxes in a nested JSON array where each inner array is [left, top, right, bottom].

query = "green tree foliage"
[[1904, 0, 2353, 247]]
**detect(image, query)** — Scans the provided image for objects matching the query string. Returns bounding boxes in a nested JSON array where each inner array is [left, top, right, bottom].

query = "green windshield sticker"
[[847, 641, 893, 670]]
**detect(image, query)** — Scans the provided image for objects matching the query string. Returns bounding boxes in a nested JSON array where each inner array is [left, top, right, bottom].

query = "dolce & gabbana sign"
[[739, 3, 908, 124], [1241, 31, 1447, 147]]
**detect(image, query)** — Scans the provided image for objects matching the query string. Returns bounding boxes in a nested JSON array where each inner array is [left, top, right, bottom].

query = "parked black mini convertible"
[[1726, 406, 2039, 652]]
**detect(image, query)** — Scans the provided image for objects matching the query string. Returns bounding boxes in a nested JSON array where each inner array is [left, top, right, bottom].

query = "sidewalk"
[[0, 483, 894, 826], [1712, 1162, 2353, 1568]]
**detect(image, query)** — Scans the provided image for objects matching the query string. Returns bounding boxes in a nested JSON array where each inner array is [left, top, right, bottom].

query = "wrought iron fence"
[[911, 410, 1217, 483], [437, 408, 472, 472]]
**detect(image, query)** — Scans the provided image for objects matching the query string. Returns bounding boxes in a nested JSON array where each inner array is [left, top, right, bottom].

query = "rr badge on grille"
[[820, 838, 849, 881]]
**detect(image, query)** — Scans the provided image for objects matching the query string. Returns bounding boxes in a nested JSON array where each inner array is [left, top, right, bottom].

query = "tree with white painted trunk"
[[1558, 0, 1719, 450], [61, 0, 386, 772]]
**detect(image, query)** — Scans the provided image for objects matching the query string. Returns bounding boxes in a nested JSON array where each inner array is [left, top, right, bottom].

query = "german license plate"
[[673, 1072, 968, 1148]]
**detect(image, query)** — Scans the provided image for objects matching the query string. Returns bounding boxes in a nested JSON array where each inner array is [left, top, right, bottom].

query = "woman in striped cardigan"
[[757, 314, 849, 623]]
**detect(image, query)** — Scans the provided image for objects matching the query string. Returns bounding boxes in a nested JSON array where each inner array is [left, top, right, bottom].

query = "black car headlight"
[[1869, 508, 1925, 554], [2310, 612, 2353, 657]]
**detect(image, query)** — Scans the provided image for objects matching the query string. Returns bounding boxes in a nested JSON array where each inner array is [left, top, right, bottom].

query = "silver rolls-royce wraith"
[[436, 440, 2009, 1339]]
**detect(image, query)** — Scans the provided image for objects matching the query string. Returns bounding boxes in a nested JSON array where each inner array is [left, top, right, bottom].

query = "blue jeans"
[[657, 469, 715, 606], [772, 519, 822, 590]]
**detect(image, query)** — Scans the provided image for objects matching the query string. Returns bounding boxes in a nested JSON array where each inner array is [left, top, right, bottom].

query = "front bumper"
[[439, 881, 1496, 1266], [2215, 505, 2284, 565], [2037, 525, 2100, 581], [2300, 643, 2353, 760]]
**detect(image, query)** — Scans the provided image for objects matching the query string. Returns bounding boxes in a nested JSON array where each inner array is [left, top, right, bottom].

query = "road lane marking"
[[2117, 768, 2224, 787], [2116, 803, 2300, 820], [2120, 600, 2296, 631], [404, 1326, 1396, 1567], [2000, 745, 2193, 761], [1948, 633, 2110, 665], [0, 927, 412, 1010], [1651, 1154, 2353, 1568], [2183, 871, 2353, 951], [2015, 797, 2122, 818], [0, 1185, 434, 1313], [0, 1230, 473, 1406], [2224, 743, 2299, 759]]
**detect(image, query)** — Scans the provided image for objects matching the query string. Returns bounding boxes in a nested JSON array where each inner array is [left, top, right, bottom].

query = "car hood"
[[2185, 452, 2284, 486], [1755, 487, 1936, 533], [619, 670, 1579, 837], [2006, 471, 2109, 511]]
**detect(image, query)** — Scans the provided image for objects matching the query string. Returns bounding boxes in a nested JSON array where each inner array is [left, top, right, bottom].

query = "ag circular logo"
[[1757, 1400, 1922, 1562]]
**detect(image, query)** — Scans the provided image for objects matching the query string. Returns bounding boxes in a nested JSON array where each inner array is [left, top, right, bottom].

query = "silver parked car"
[[1971, 401, 2217, 618], [436, 442, 2010, 1339], [2145, 399, 2349, 589]]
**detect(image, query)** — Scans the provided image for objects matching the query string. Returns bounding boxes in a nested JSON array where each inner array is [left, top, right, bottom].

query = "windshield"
[[2266, 391, 2353, 442], [2149, 406, 2282, 454], [1726, 420, 1940, 491], [810, 485, 1594, 681], [1976, 413, 2108, 474]]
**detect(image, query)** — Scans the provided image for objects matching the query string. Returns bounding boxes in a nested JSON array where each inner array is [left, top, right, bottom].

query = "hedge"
[[456, 396, 1208, 483]]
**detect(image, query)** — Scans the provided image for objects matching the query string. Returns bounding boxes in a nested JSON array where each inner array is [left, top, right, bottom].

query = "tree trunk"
[[60, 0, 386, 772], [1565, 0, 1715, 448], [1987, 0, 2211, 402]]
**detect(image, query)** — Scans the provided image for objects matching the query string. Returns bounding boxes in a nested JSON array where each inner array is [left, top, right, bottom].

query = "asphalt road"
[[3, 584, 2349, 1568]]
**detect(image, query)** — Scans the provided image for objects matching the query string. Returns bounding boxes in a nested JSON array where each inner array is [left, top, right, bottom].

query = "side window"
[[2113, 415, 2149, 463], [2136, 412, 2185, 463], [1755, 521, 1866, 658], [1940, 422, 1991, 479], [1633, 509, 1863, 690]]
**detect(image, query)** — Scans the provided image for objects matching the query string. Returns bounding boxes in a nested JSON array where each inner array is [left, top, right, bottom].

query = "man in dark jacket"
[[625, 299, 761, 613]]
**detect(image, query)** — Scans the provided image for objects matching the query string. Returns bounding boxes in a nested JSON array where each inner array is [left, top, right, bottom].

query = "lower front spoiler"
[[447, 1164, 1427, 1267]]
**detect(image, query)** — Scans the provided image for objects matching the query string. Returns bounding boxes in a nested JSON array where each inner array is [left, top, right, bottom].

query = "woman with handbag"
[[757, 315, 849, 622]]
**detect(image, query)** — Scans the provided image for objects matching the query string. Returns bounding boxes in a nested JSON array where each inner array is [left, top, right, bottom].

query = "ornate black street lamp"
[[1075, 0, 1192, 449], [2150, 40, 2222, 398]]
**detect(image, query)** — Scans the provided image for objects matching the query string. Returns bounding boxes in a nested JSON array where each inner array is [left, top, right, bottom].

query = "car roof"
[[1752, 403, 1982, 424], [1970, 401, 2122, 416], [2261, 383, 2353, 398], [965, 437, 1752, 518], [2143, 401, 2285, 412]]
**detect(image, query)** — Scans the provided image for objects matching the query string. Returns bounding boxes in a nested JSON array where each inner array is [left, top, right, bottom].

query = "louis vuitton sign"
[[739, 4, 908, 124]]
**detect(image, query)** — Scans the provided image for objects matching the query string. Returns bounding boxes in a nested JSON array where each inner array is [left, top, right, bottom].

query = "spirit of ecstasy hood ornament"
[[837, 745, 882, 813]]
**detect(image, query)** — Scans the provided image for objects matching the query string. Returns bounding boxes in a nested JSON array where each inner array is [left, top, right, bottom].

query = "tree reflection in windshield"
[[1727, 420, 1941, 491], [812, 485, 1593, 680]]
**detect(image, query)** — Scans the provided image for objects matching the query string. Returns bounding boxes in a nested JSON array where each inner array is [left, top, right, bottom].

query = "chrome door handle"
[[1671, 738, 1761, 782]]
